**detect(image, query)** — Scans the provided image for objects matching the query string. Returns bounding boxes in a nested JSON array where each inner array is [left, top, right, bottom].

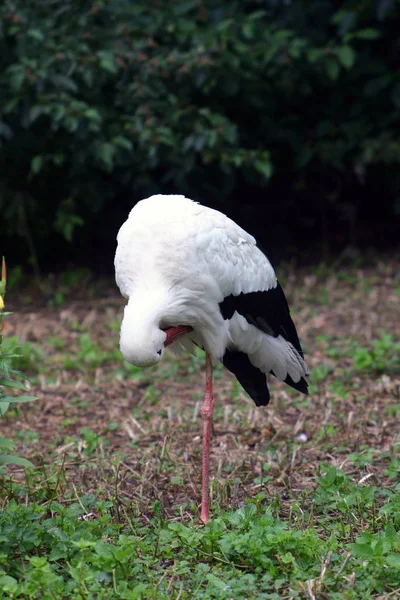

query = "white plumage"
[[115, 194, 308, 388], [115, 194, 309, 522]]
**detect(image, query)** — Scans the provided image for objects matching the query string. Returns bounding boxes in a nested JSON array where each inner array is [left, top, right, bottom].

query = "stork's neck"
[[124, 292, 164, 330]]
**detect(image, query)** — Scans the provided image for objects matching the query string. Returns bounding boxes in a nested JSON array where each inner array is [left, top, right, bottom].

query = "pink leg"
[[200, 352, 214, 524]]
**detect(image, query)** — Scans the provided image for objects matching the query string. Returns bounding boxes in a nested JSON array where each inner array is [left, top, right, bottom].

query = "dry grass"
[[1, 259, 399, 520]]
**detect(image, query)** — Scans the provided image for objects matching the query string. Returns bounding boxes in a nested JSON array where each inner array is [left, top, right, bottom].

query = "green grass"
[[0, 469, 399, 599], [1, 263, 400, 598], [352, 333, 400, 373]]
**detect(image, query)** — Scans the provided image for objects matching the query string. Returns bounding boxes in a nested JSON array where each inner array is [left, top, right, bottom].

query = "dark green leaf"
[[354, 28, 380, 40], [0, 436, 14, 449], [0, 395, 38, 402], [27, 29, 44, 41], [96, 142, 116, 171], [255, 159, 273, 180], [51, 75, 78, 93], [113, 136, 133, 151], [0, 402, 10, 415], [31, 155, 44, 175], [0, 379, 28, 390], [0, 455, 34, 467], [97, 51, 117, 73], [336, 46, 355, 69], [325, 58, 340, 80], [307, 48, 324, 63], [386, 553, 400, 567]]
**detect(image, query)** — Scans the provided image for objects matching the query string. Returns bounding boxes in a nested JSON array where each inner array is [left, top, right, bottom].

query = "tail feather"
[[272, 370, 309, 395], [248, 334, 308, 383], [222, 349, 271, 407]]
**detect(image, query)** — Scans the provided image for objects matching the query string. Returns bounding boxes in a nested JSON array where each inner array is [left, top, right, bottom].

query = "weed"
[[59, 267, 91, 289], [1, 490, 399, 599], [63, 333, 120, 370], [0, 259, 38, 468], [324, 331, 400, 376], [47, 336, 65, 351], [80, 427, 107, 456], [1, 336, 43, 373], [6, 265, 24, 290], [311, 363, 335, 382], [328, 379, 350, 398], [353, 332, 400, 373], [48, 291, 65, 306]]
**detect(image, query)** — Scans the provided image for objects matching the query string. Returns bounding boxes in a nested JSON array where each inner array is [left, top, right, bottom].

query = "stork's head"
[[119, 302, 167, 367]]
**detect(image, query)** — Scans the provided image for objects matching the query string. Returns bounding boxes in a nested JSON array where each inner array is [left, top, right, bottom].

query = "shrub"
[[1, 1, 399, 264]]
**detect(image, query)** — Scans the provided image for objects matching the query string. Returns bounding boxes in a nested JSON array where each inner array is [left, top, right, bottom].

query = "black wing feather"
[[222, 349, 271, 407], [219, 283, 308, 402], [220, 283, 304, 356]]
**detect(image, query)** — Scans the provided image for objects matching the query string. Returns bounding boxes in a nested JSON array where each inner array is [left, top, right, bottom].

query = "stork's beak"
[[163, 325, 193, 346]]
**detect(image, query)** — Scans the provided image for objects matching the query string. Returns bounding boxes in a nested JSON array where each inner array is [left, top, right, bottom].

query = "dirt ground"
[[1, 260, 399, 518]]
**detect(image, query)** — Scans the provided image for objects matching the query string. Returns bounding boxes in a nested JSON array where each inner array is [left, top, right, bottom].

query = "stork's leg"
[[200, 352, 214, 524]]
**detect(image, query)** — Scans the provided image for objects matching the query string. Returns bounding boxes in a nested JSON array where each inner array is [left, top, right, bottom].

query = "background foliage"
[[1, 0, 400, 269]]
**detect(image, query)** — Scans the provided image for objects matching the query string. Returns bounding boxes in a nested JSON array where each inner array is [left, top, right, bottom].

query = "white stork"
[[115, 194, 309, 523]]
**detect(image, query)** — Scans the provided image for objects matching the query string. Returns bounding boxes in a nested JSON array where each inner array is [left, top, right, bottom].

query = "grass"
[[0, 472, 399, 598], [0, 260, 399, 598]]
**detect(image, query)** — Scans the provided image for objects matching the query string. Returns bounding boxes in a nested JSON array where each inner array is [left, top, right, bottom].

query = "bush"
[[1, 1, 399, 265]]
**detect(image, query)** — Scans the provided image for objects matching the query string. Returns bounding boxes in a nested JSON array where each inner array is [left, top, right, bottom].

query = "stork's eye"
[[157, 349, 162, 356]]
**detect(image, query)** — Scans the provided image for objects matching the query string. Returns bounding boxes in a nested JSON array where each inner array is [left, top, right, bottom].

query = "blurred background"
[[1, 0, 399, 276]]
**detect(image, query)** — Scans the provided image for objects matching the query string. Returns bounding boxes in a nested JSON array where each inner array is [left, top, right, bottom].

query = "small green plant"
[[80, 427, 106, 456], [60, 267, 92, 289], [349, 525, 400, 568], [63, 333, 120, 370], [353, 332, 400, 373], [6, 265, 24, 290], [325, 332, 400, 375], [311, 363, 335, 382], [1, 336, 43, 372], [48, 291, 65, 307], [0, 258, 38, 468]]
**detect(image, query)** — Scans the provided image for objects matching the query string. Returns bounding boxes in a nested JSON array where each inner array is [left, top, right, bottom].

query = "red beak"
[[163, 325, 193, 347]]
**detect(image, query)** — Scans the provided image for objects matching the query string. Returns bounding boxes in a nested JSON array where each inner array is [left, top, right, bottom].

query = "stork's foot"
[[200, 504, 210, 524]]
